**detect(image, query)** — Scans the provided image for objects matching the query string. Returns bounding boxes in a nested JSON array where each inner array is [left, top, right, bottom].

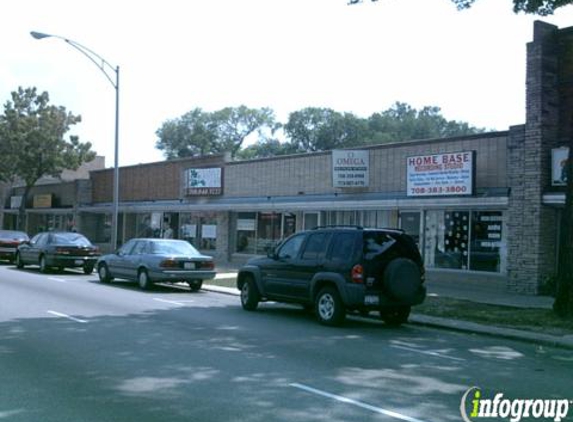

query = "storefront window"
[[136, 213, 161, 238], [180, 212, 217, 250], [325, 210, 396, 229], [257, 212, 282, 252], [400, 212, 421, 247], [283, 213, 296, 237], [303, 212, 320, 230], [470, 211, 503, 272], [236, 212, 257, 254], [424, 210, 504, 273], [235, 212, 287, 254]]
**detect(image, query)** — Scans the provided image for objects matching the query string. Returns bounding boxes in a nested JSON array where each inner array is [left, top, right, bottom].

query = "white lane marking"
[[48, 277, 67, 283], [153, 298, 190, 306], [391, 345, 466, 362], [47, 310, 88, 323], [290, 383, 431, 422]]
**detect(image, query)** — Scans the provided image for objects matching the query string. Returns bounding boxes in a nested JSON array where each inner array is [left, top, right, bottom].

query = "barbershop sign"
[[184, 167, 222, 196], [332, 150, 369, 188], [407, 151, 475, 197]]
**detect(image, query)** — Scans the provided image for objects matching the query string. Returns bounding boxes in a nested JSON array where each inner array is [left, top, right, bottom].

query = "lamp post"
[[31, 31, 120, 251]]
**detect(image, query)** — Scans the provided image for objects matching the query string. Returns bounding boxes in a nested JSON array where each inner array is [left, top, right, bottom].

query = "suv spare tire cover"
[[383, 258, 421, 301]]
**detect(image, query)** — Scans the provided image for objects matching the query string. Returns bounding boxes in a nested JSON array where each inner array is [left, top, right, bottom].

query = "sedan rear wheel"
[[15, 252, 24, 269], [39, 255, 49, 273], [138, 269, 152, 290], [83, 263, 94, 275], [98, 263, 112, 283]]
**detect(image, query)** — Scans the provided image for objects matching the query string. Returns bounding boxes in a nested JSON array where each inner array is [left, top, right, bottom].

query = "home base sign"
[[407, 151, 475, 197]]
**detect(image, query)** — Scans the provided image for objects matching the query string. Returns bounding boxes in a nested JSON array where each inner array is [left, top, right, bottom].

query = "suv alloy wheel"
[[315, 286, 345, 326]]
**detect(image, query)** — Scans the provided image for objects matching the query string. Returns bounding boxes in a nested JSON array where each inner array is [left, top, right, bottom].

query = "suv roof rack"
[[364, 227, 405, 233], [311, 225, 363, 230]]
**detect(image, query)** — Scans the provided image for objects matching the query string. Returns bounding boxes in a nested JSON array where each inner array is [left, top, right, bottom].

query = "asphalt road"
[[0, 263, 572, 422]]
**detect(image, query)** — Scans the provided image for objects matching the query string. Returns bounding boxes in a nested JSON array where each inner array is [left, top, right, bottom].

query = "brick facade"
[[225, 133, 508, 198], [91, 155, 226, 203]]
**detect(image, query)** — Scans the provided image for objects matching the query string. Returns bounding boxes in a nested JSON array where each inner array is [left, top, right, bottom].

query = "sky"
[[1, 0, 572, 168]]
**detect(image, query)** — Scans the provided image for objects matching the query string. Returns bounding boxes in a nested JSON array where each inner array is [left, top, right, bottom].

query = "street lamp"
[[31, 31, 120, 251]]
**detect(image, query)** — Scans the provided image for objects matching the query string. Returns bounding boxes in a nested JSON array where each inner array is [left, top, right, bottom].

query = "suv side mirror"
[[267, 249, 277, 259]]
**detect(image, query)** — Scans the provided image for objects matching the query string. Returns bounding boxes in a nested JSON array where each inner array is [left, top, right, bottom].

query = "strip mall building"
[[2, 21, 571, 294]]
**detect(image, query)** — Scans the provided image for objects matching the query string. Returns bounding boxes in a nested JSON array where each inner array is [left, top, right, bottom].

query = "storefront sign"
[[202, 225, 217, 239], [552, 147, 569, 186], [407, 151, 475, 197], [10, 196, 22, 209], [237, 219, 256, 231], [332, 150, 369, 188], [33, 194, 53, 208], [184, 167, 223, 196]]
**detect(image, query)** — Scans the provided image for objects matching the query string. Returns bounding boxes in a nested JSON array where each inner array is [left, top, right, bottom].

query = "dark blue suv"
[[237, 226, 426, 326]]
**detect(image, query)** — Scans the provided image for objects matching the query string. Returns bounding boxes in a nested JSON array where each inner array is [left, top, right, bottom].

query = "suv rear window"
[[329, 232, 356, 263], [363, 232, 396, 260]]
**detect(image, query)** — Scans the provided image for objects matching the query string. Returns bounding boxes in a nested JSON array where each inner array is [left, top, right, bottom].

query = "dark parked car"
[[16, 231, 100, 274], [0, 230, 29, 263], [237, 226, 426, 326], [96, 238, 216, 291]]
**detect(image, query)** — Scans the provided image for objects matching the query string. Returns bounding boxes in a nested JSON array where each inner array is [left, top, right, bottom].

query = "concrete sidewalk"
[[208, 267, 573, 350]]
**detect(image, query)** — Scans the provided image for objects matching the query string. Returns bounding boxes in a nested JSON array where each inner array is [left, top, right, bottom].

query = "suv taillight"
[[351, 264, 364, 284]]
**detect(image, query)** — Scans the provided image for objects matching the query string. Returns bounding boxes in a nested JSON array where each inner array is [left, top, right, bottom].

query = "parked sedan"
[[16, 231, 100, 274], [0, 230, 29, 263], [96, 238, 216, 291]]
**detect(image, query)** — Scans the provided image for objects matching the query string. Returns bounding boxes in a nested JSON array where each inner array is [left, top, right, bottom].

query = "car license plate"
[[184, 262, 195, 270], [74, 259, 84, 265], [364, 295, 379, 305]]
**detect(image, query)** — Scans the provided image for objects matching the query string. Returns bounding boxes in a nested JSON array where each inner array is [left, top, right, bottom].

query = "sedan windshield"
[[52, 233, 93, 247], [150, 240, 200, 256]]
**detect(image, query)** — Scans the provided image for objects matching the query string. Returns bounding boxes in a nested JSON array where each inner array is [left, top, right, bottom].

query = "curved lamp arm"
[[30, 31, 118, 88]]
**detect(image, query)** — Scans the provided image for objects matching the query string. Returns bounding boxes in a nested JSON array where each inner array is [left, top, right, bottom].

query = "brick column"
[[507, 21, 559, 293]]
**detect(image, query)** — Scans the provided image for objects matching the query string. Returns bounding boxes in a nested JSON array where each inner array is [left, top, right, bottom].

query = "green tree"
[[367, 102, 485, 144], [0, 87, 95, 231], [283, 108, 368, 153], [155, 106, 277, 159], [350, 0, 572, 15], [451, 0, 572, 15], [235, 138, 298, 160], [156, 108, 217, 159]]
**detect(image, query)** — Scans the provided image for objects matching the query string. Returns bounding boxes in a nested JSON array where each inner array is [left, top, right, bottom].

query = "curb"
[[202, 284, 573, 351], [409, 314, 573, 351]]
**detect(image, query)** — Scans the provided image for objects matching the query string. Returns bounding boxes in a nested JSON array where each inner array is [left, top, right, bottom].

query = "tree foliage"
[[0, 87, 95, 229], [156, 102, 485, 160], [155, 106, 276, 159], [283, 108, 368, 153], [367, 102, 483, 143], [350, 0, 572, 15], [450, 0, 572, 15]]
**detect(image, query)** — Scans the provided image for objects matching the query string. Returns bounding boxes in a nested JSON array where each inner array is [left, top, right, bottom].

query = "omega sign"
[[332, 150, 369, 188], [407, 151, 475, 197]]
